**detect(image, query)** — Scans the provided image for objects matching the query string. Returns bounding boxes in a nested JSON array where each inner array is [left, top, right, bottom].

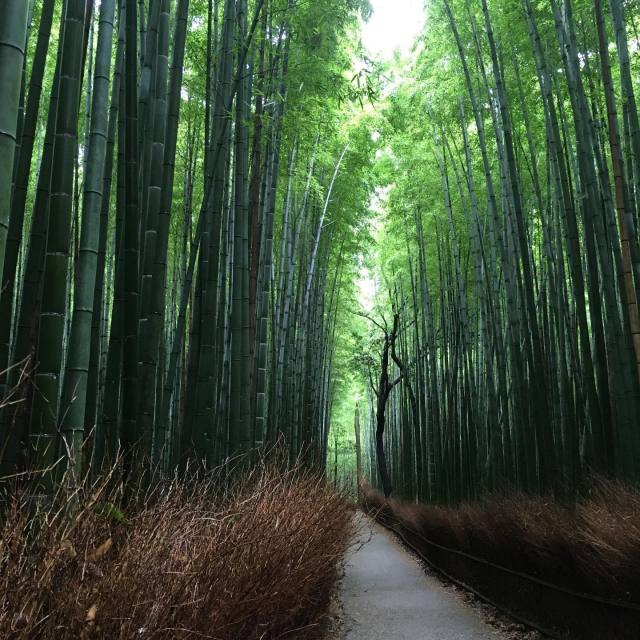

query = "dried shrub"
[[0, 464, 354, 639]]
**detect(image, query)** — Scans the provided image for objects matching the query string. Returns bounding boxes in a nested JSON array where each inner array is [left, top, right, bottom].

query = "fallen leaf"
[[85, 604, 98, 623], [88, 538, 112, 563]]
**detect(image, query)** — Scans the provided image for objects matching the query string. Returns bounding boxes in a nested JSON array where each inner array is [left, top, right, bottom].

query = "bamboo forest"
[[2, 0, 640, 638]]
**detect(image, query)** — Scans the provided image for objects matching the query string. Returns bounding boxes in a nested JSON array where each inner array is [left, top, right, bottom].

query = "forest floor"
[[333, 515, 537, 640]]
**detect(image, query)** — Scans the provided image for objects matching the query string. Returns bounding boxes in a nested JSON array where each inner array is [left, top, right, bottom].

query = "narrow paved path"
[[339, 515, 504, 639]]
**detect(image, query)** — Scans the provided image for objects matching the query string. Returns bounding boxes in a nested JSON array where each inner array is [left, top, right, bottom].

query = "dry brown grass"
[[363, 482, 640, 639], [0, 464, 354, 639]]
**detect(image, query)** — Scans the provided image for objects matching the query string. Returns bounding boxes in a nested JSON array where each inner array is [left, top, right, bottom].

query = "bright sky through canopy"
[[357, 3, 425, 311], [361, 0, 425, 59]]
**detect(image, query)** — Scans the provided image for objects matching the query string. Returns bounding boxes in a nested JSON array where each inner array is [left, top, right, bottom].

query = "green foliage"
[[94, 502, 127, 524]]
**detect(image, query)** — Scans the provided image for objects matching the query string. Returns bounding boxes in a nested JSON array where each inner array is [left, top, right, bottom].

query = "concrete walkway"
[[339, 516, 504, 639]]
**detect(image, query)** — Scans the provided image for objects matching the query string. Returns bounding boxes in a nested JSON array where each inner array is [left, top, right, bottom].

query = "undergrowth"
[[363, 482, 640, 639], [0, 463, 353, 639]]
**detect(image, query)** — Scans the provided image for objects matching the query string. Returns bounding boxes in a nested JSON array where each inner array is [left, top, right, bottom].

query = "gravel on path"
[[338, 515, 508, 640]]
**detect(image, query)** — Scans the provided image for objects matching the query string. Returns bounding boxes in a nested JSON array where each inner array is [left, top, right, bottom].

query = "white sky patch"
[[357, 265, 377, 313], [361, 0, 425, 60], [356, 187, 388, 312]]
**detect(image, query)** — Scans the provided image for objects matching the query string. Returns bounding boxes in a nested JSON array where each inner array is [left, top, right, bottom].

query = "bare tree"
[[367, 312, 403, 498]]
